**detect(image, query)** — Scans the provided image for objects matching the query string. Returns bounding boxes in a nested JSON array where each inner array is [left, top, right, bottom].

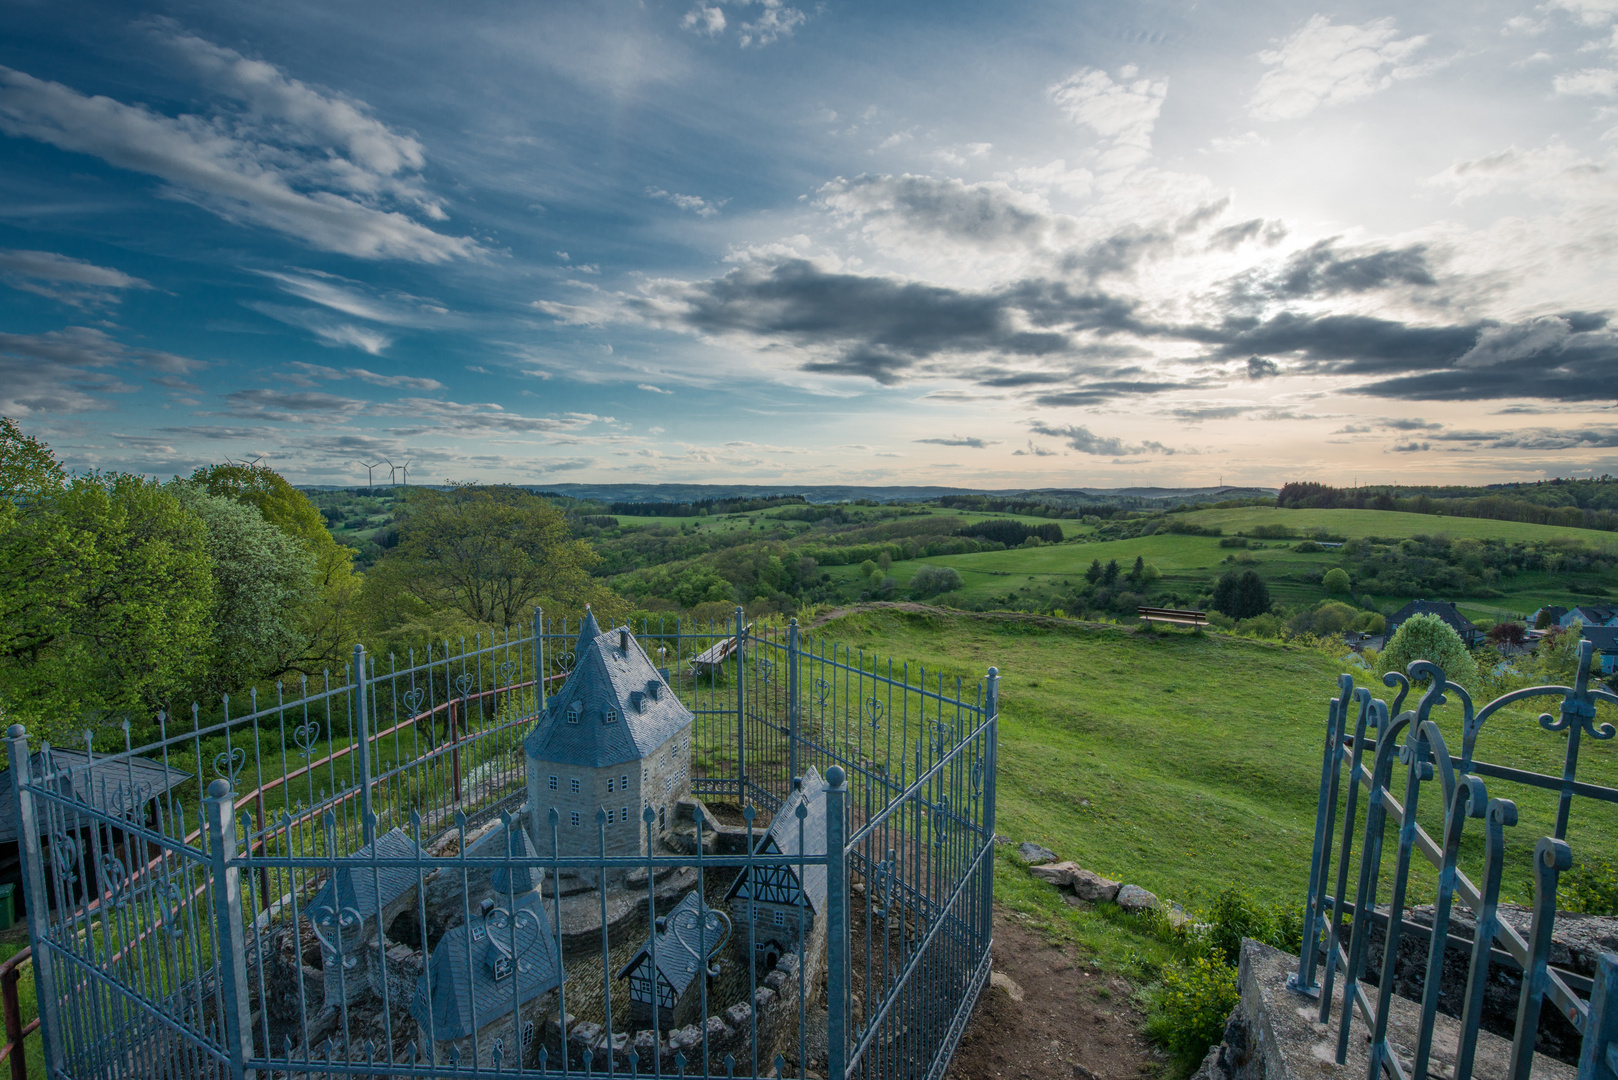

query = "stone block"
[[1030, 860, 1082, 887], [1115, 884, 1158, 913], [1017, 842, 1057, 864], [1071, 869, 1120, 902]]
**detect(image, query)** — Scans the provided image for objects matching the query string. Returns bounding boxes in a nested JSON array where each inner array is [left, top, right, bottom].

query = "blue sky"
[[4, 0, 1618, 488]]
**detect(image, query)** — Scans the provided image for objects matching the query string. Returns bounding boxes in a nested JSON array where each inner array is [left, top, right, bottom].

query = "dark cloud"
[[1428, 427, 1618, 450], [915, 436, 995, 448], [1171, 404, 1252, 421], [819, 174, 1049, 247], [1012, 440, 1058, 456], [1391, 441, 1431, 452], [0, 326, 203, 414], [1033, 379, 1206, 407], [1246, 355, 1280, 379], [1030, 421, 1176, 456], [1270, 239, 1436, 298], [220, 388, 367, 423], [1207, 218, 1287, 251], [1196, 312, 1480, 374]]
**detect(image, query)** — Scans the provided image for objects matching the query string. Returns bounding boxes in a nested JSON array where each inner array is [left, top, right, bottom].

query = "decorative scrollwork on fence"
[[213, 745, 247, 786], [51, 833, 80, 888], [757, 658, 774, 686], [932, 796, 950, 847], [454, 672, 475, 701], [865, 696, 884, 732], [812, 677, 832, 709], [157, 878, 188, 937], [872, 853, 896, 911], [308, 904, 366, 960], [497, 659, 517, 688], [401, 687, 426, 715], [292, 720, 320, 759], [106, 780, 153, 821], [100, 853, 131, 910], [664, 902, 732, 977], [971, 758, 984, 796], [554, 650, 576, 677]]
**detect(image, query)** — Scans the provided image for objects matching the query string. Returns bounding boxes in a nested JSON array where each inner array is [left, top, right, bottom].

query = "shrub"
[[1293, 540, 1324, 553], [1148, 953, 1239, 1055], [1323, 568, 1351, 594], [909, 564, 964, 599], [1561, 856, 1618, 915], [1376, 612, 1479, 688], [1212, 569, 1271, 619], [1218, 537, 1249, 548]]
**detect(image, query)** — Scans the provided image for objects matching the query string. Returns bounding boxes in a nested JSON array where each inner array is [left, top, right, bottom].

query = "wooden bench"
[[1137, 606, 1208, 628], [688, 625, 752, 674]]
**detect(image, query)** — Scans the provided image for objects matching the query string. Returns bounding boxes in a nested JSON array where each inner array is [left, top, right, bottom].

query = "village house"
[[522, 609, 695, 868], [1387, 599, 1484, 647], [617, 889, 731, 1028], [411, 893, 562, 1069], [724, 766, 829, 973], [305, 826, 431, 1009], [1562, 604, 1618, 629]]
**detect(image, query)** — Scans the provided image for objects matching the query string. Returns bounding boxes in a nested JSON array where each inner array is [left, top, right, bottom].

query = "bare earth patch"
[[947, 908, 1163, 1080]]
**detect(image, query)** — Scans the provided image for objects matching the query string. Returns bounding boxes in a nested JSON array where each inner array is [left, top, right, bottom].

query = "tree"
[[0, 417, 65, 498], [1376, 612, 1479, 689], [1102, 559, 1121, 586], [1323, 568, 1351, 595], [169, 482, 315, 698], [1211, 570, 1270, 620], [374, 486, 610, 628], [909, 564, 964, 599], [191, 463, 359, 673], [1129, 555, 1145, 583], [1085, 559, 1103, 584], [1487, 622, 1528, 648]]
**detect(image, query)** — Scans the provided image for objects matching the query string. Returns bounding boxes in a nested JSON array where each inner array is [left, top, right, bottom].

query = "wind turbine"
[[356, 461, 383, 487], [398, 458, 412, 486]]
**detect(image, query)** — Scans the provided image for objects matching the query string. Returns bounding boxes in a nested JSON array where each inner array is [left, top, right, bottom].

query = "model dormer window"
[[604, 707, 618, 725], [566, 702, 581, 724], [647, 681, 661, 701], [629, 691, 645, 713]]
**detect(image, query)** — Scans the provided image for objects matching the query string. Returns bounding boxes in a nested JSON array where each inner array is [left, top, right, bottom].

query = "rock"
[[1167, 902, 1191, 927], [1072, 1064, 1098, 1080], [764, 969, 789, 992], [1115, 884, 1159, 913], [1017, 842, 1057, 865], [1030, 860, 1082, 887], [704, 1015, 733, 1042], [989, 971, 1024, 1002], [667, 1024, 703, 1054], [1071, 869, 1120, 903], [753, 986, 777, 1010], [724, 1002, 752, 1028]]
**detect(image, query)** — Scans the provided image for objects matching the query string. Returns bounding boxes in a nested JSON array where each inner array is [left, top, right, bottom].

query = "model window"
[[566, 702, 581, 724], [570, 777, 580, 794], [607, 807, 615, 824], [570, 811, 581, 827], [622, 805, 629, 824], [548, 775, 558, 791], [773, 910, 786, 927], [604, 707, 618, 725], [621, 774, 628, 790], [607, 777, 615, 794], [522, 1022, 535, 1049]]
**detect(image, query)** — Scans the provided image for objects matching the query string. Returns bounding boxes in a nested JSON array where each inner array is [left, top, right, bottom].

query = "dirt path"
[[946, 908, 1163, 1080]]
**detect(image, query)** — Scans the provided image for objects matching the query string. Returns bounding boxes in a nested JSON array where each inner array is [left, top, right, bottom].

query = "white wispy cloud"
[[646, 187, 728, 216], [1049, 65, 1167, 166], [0, 32, 475, 262], [0, 248, 152, 306], [681, 5, 726, 35], [1248, 15, 1432, 121], [1553, 67, 1618, 95]]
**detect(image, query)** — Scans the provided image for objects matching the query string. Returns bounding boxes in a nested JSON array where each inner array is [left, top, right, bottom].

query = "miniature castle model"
[[617, 889, 732, 1028], [523, 609, 695, 862], [305, 826, 431, 1009], [724, 766, 829, 972]]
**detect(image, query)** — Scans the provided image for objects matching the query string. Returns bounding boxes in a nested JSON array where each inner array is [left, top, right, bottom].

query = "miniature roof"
[[616, 890, 730, 997], [1581, 625, 1618, 652], [0, 748, 189, 845], [490, 817, 536, 897], [410, 891, 561, 1042], [724, 765, 829, 915], [305, 827, 427, 926], [1389, 600, 1478, 637], [524, 619, 693, 769], [1570, 605, 1618, 625]]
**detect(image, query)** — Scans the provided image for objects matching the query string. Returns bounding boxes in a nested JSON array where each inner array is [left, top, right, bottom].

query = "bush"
[[1212, 569, 1271, 619], [1562, 856, 1618, 915], [1148, 953, 1239, 1055], [1293, 541, 1324, 553], [909, 564, 964, 599], [1218, 536, 1249, 548], [1323, 568, 1351, 594], [1376, 612, 1479, 688]]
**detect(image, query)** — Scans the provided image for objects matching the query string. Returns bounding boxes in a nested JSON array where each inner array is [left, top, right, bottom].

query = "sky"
[[3, 0, 1618, 490]]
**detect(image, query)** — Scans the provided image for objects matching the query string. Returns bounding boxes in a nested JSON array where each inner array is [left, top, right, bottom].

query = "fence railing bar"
[[1341, 735, 1618, 803]]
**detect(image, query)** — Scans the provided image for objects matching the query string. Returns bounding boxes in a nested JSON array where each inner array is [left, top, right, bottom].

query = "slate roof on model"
[[490, 817, 537, 897], [411, 892, 562, 1042], [724, 765, 829, 915], [1564, 605, 1618, 628], [0, 748, 189, 845], [616, 889, 730, 997], [1387, 600, 1482, 644], [305, 827, 428, 925], [523, 608, 693, 769]]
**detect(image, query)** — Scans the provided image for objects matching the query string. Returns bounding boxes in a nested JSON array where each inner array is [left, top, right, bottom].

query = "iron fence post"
[[6, 725, 64, 1076], [353, 643, 374, 845], [205, 778, 255, 1080], [1580, 952, 1618, 1080], [983, 668, 999, 947], [735, 606, 746, 804], [534, 607, 546, 711], [825, 764, 849, 1080], [788, 617, 800, 781]]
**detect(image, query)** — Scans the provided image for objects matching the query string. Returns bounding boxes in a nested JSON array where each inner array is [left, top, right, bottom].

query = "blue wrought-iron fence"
[[1293, 640, 1618, 1080], [7, 609, 997, 1079]]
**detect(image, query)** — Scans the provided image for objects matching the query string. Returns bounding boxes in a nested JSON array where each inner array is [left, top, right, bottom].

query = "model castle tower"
[[523, 608, 694, 860]]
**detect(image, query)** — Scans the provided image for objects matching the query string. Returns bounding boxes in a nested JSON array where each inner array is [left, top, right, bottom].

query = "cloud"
[[255, 269, 447, 326], [537, 457, 595, 472], [637, 383, 674, 394], [246, 302, 394, 353], [1012, 440, 1058, 456], [1030, 421, 1176, 456], [1430, 425, 1618, 449], [1207, 218, 1287, 251], [1427, 139, 1609, 203], [681, 5, 726, 35], [1383, 417, 1443, 431], [0, 35, 475, 261], [1247, 355, 1281, 379], [647, 187, 727, 216], [914, 436, 996, 448], [1048, 65, 1167, 164], [1248, 15, 1431, 121], [383, 400, 606, 437], [1553, 67, 1618, 95], [219, 387, 368, 423], [1262, 239, 1436, 298], [1208, 131, 1267, 154], [349, 368, 444, 390], [1455, 316, 1573, 367], [738, 0, 807, 47], [0, 325, 203, 415], [0, 249, 151, 306], [1549, 0, 1618, 26], [1390, 441, 1431, 452]]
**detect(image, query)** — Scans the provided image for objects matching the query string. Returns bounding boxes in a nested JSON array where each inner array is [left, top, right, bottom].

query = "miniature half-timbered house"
[[523, 608, 694, 863], [724, 766, 828, 972], [411, 893, 562, 1069], [616, 889, 732, 1027], [305, 826, 430, 1008]]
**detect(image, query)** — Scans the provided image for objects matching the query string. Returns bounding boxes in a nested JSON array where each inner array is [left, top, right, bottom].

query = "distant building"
[[1531, 605, 1568, 628], [1387, 600, 1483, 647], [1563, 605, 1618, 629], [523, 608, 694, 866], [725, 766, 829, 973], [411, 893, 562, 1070], [305, 827, 430, 1009], [617, 889, 731, 1027], [1579, 625, 1618, 675]]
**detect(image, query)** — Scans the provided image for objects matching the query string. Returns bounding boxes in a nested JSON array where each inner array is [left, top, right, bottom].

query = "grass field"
[[1176, 506, 1618, 550]]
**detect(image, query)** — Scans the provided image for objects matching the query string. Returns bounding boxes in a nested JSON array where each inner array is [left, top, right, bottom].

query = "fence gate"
[[9, 609, 997, 1079]]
